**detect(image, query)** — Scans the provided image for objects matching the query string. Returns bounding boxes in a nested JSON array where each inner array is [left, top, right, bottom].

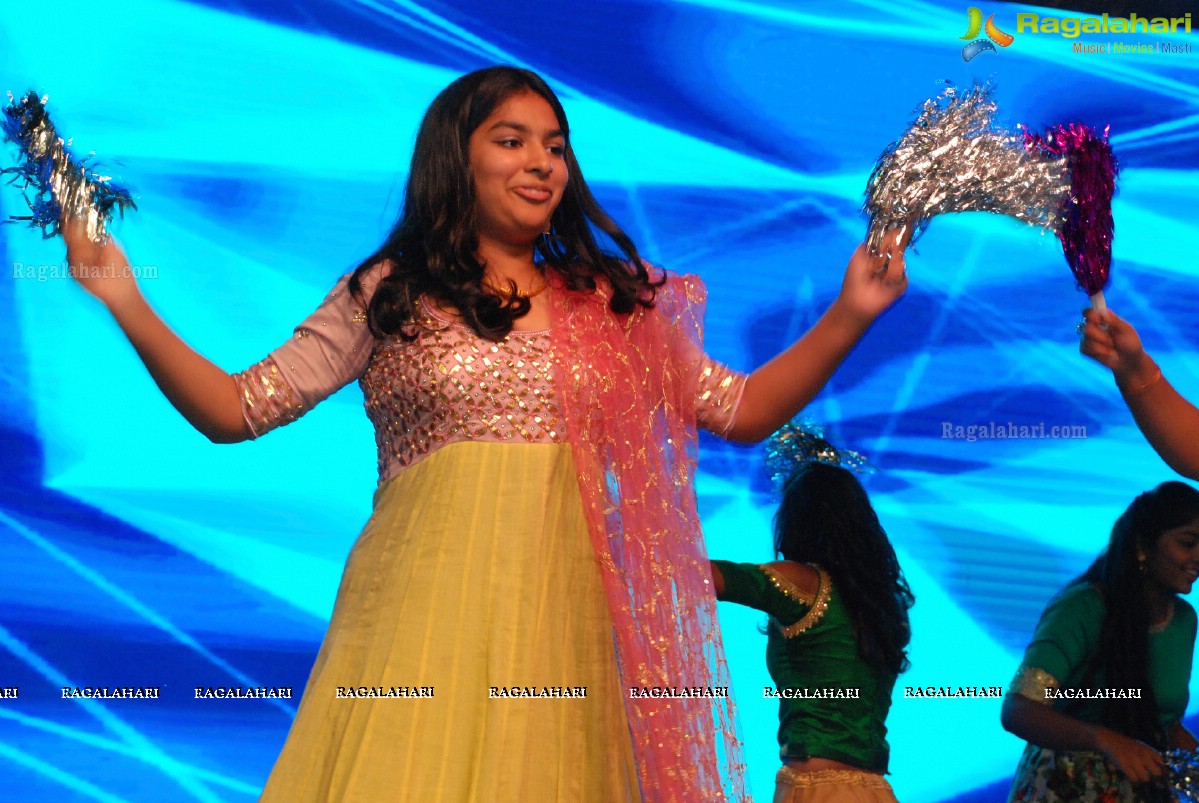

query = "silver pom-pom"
[[863, 83, 1068, 255], [2, 91, 136, 242], [766, 420, 874, 493]]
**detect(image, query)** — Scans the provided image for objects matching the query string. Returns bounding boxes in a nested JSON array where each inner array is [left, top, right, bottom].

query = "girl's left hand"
[[837, 226, 910, 325]]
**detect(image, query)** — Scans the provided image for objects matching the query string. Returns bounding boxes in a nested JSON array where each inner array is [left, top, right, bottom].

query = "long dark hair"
[[1075, 480, 1199, 747], [348, 66, 660, 341], [773, 462, 914, 675]]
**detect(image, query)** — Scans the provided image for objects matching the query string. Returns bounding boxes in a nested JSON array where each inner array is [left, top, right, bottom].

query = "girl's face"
[[467, 90, 569, 251], [1144, 518, 1199, 596]]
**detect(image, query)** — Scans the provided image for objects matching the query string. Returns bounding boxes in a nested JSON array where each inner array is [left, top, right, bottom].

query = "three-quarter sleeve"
[[649, 269, 746, 438], [233, 266, 383, 438], [695, 355, 747, 438], [1009, 584, 1104, 704]]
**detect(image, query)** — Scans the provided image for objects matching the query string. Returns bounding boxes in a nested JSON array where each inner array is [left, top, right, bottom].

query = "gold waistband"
[[775, 766, 892, 789]]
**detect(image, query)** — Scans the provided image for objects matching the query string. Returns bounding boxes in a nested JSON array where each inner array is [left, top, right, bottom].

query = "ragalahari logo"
[[961, 7, 1014, 61]]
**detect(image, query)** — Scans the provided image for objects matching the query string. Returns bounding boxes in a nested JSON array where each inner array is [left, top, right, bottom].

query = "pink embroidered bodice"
[[233, 270, 746, 484]]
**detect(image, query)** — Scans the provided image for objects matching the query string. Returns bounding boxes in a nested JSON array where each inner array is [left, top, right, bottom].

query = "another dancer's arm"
[[726, 231, 908, 443], [63, 222, 249, 443], [1000, 693, 1164, 783], [1081, 308, 1199, 480], [709, 561, 816, 615]]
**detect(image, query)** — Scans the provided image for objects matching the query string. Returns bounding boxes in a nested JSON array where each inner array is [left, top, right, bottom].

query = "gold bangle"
[[1123, 366, 1163, 398]]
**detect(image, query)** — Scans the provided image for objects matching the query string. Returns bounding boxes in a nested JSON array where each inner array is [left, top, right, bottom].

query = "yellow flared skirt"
[[260, 441, 640, 802]]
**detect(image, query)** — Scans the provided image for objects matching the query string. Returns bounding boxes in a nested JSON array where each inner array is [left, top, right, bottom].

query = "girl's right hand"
[[1094, 727, 1164, 784], [62, 219, 140, 309], [836, 226, 911, 327]]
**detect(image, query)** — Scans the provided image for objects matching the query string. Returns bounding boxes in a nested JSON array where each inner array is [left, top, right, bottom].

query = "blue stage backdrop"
[[1, 1, 1197, 800]]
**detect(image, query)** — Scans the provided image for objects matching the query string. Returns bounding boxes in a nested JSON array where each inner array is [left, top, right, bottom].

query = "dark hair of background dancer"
[[1076, 481, 1199, 746], [773, 460, 915, 673], [348, 66, 660, 342]]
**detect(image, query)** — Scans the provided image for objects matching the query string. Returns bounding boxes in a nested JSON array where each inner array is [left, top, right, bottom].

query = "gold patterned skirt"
[[773, 766, 899, 803], [259, 441, 639, 802]]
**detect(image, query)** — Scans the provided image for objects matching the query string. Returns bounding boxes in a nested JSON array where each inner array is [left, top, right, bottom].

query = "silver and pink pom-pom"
[[864, 84, 1117, 308]]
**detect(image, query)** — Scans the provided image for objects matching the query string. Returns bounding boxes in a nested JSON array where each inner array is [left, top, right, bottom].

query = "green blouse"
[[1010, 583, 1196, 729], [712, 560, 896, 772]]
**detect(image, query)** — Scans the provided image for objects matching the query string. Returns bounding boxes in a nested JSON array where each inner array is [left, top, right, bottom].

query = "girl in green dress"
[[1003, 481, 1199, 802], [711, 456, 915, 802]]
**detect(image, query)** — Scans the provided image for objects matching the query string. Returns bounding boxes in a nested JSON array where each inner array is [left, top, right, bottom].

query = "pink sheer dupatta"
[[550, 272, 747, 802]]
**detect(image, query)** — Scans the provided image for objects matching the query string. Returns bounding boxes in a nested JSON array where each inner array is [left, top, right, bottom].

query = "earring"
[[1137, 554, 1148, 575]]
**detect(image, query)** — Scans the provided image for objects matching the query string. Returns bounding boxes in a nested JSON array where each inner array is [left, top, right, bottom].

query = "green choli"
[[1010, 583, 1195, 730], [712, 560, 896, 772]]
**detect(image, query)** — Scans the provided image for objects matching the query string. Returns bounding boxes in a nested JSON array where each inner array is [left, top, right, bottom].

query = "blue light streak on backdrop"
[[1, 0, 1197, 800]]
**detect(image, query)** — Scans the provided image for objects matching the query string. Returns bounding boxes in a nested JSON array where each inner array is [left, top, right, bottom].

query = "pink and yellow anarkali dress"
[[234, 266, 748, 802]]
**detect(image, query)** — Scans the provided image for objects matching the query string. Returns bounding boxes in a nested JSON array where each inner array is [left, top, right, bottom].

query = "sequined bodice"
[[362, 305, 561, 480], [232, 271, 746, 486]]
